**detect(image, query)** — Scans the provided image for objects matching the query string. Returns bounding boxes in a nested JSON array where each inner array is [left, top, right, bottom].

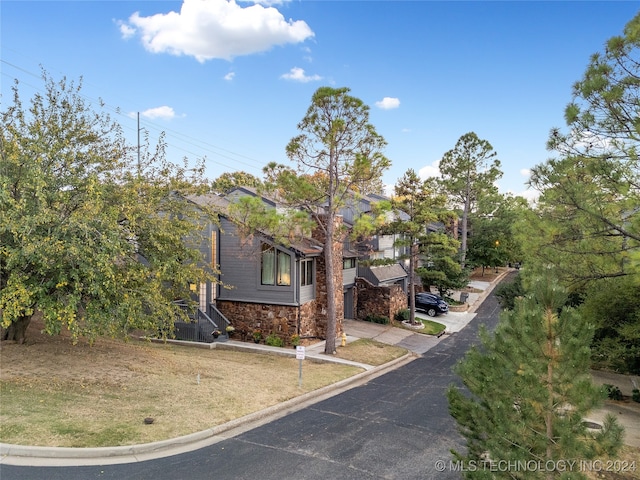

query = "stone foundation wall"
[[216, 299, 322, 343], [216, 301, 298, 342], [355, 278, 408, 322], [298, 300, 319, 338]]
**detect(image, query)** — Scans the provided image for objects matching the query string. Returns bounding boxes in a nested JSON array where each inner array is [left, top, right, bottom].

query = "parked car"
[[414, 293, 449, 317]]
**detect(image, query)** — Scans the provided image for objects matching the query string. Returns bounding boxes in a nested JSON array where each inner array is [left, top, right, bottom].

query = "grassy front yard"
[[0, 324, 406, 448]]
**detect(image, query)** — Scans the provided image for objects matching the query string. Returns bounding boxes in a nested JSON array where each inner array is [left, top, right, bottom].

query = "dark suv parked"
[[415, 293, 449, 317]]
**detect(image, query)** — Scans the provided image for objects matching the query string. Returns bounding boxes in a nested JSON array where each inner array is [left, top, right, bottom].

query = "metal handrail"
[[208, 303, 231, 329]]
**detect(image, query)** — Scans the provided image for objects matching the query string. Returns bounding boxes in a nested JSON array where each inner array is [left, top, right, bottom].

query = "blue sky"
[[2, 1, 638, 200]]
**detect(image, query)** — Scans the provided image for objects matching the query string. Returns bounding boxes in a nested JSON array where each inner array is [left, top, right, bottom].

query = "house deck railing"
[[173, 300, 222, 343], [208, 303, 231, 331]]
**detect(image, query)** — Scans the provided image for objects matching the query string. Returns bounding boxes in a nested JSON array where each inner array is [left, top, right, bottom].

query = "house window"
[[343, 257, 356, 269], [301, 259, 314, 286], [261, 243, 291, 286]]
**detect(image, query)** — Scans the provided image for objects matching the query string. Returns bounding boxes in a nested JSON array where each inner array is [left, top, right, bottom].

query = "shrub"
[[394, 309, 409, 322], [364, 314, 389, 325], [603, 384, 623, 401], [494, 274, 524, 310], [632, 389, 640, 403], [265, 334, 284, 347]]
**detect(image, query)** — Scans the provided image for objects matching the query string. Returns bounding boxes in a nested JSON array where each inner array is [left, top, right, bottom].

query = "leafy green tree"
[[438, 132, 502, 267], [210, 171, 261, 194], [417, 231, 466, 298], [0, 74, 215, 343], [275, 86, 390, 354], [448, 275, 623, 479], [578, 276, 640, 374], [467, 194, 527, 274]]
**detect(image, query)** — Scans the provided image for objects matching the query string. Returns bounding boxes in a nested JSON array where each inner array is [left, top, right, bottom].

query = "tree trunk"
[[409, 240, 417, 324], [460, 186, 470, 267], [324, 212, 337, 354], [1, 315, 31, 344]]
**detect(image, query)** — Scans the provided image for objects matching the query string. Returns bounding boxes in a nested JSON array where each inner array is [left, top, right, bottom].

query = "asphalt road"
[[0, 280, 506, 480]]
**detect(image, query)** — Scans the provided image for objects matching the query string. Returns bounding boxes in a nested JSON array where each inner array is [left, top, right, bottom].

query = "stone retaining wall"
[[355, 277, 408, 322]]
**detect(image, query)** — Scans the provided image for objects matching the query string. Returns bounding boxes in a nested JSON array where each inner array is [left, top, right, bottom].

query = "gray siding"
[[343, 287, 355, 319], [300, 283, 315, 304], [377, 234, 395, 252], [343, 267, 357, 286], [217, 218, 297, 305]]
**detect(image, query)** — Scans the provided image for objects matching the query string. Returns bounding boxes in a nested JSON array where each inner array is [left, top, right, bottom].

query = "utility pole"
[[137, 112, 141, 178]]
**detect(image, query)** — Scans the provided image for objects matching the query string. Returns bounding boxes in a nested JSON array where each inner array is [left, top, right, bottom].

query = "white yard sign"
[[296, 346, 305, 387], [296, 345, 306, 359]]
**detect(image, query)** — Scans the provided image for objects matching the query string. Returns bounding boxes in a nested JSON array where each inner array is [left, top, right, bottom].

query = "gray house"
[[185, 191, 343, 344], [338, 193, 410, 290]]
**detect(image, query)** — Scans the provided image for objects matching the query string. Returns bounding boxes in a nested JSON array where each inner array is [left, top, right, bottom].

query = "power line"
[[1, 58, 275, 178]]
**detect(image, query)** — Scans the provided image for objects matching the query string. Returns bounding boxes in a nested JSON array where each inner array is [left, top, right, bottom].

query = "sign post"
[[296, 346, 305, 388]]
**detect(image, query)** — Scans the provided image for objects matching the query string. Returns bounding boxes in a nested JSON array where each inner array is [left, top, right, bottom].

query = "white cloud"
[[509, 187, 540, 205], [141, 106, 177, 120], [375, 97, 400, 110], [118, 21, 136, 39], [280, 67, 321, 83], [121, 0, 314, 62], [520, 168, 531, 178], [418, 160, 441, 180], [251, 0, 290, 5], [224, 71, 236, 81]]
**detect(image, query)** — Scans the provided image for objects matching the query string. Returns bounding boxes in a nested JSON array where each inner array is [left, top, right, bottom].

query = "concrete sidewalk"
[[307, 269, 507, 356]]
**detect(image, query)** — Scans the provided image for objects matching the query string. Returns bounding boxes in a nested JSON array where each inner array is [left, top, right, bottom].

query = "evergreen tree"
[[438, 132, 502, 267], [210, 171, 261, 194], [527, 12, 640, 284], [387, 169, 442, 323], [275, 87, 390, 354], [448, 275, 623, 479]]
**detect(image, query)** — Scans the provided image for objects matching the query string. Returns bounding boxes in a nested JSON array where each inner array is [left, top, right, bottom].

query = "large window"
[[343, 257, 356, 269], [301, 259, 314, 286], [261, 244, 291, 286]]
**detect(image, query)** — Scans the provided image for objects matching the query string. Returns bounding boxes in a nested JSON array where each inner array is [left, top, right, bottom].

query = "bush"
[[632, 389, 640, 403], [394, 309, 409, 322], [494, 274, 525, 310], [264, 334, 284, 347], [364, 314, 389, 325], [603, 384, 623, 401]]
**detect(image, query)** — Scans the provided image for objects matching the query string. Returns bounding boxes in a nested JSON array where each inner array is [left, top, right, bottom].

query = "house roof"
[[186, 193, 231, 212], [225, 186, 279, 208], [343, 248, 359, 259], [367, 263, 408, 283], [187, 193, 323, 258]]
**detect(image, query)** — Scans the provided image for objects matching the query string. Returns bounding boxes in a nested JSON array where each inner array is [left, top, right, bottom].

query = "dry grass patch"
[[583, 446, 640, 480], [0, 323, 406, 448], [334, 338, 408, 366]]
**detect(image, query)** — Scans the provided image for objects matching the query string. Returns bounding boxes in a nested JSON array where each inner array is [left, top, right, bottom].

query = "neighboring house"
[[338, 193, 410, 290], [342, 237, 359, 320]]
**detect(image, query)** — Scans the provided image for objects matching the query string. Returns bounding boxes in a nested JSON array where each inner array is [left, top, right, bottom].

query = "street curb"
[[0, 353, 416, 464], [467, 269, 512, 314]]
